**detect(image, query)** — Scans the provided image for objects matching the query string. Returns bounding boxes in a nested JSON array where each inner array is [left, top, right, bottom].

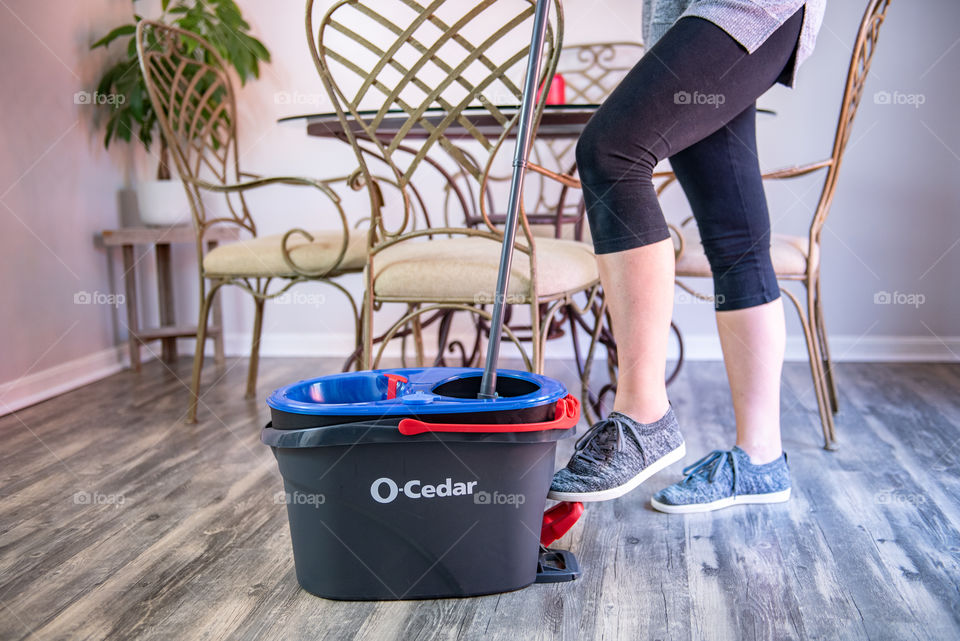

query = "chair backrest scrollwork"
[[307, 0, 564, 245], [136, 20, 254, 235]]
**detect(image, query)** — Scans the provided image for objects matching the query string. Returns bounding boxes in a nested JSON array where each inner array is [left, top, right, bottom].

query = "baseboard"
[[220, 331, 960, 363], [0, 346, 129, 417], [677, 334, 960, 362], [815, 335, 960, 362]]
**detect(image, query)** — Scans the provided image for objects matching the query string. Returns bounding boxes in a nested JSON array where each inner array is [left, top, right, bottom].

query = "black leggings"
[[577, 9, 804, 311]]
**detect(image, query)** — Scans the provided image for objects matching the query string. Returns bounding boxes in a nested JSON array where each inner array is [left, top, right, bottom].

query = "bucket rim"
[[266, 367, 567, 417]]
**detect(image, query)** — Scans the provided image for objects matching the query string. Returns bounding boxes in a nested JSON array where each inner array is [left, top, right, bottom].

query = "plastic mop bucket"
[[263, 0, 586, 601], [262, 367, 578, 600]]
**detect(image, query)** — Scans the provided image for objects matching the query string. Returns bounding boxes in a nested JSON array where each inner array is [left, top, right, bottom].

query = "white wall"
[[1, 0, 957, 414]]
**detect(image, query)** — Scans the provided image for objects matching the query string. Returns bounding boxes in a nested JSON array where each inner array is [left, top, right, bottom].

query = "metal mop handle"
[[478, 0, 552, 399]]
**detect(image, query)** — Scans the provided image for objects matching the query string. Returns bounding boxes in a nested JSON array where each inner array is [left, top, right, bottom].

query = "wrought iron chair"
[[136, 21, 366, 423], [306, 0, 603, 375], [668, 0, 895, 448]]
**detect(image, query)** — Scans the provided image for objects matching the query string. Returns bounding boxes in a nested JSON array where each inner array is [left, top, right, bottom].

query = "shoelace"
[[681, 449, 740, 492], [573, 414, 643, 465]]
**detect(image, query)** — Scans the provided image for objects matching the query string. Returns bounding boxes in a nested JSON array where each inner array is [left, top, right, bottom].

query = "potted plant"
[[90, 0, 270, 226]]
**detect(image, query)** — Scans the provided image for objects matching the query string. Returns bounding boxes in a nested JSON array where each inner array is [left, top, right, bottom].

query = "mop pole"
[[478, 0, 552, 399]]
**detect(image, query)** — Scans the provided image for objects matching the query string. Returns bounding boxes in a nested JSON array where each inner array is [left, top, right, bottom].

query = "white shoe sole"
[[650, 487, 791, 514], [547, 442, 687, 502]]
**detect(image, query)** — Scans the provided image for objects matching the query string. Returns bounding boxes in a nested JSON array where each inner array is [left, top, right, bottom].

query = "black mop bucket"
[[263, 0, 586, 601], [262, 367, 578, 599]]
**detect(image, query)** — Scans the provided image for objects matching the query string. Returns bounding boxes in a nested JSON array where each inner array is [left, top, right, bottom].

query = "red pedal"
[[540, 501, 584, 547]]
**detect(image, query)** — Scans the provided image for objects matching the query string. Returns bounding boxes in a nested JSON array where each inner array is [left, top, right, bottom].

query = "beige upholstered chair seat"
[[370, 236, 599, 302], [675, 228, 819, 278], [203, 230, 367, 277], [529, 222, 593, 244]]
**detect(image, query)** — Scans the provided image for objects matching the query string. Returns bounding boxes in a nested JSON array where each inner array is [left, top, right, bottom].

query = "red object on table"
[[538, 73, 566, 105], [540, 501, 584, 547]]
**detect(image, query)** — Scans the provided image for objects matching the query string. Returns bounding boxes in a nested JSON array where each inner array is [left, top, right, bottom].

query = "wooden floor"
[[1, 356, 959, 640]]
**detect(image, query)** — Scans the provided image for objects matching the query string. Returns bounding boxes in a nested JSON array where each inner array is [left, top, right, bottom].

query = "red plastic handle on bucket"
[[540, 501, 584, 547], [397, 394, 580, 436]]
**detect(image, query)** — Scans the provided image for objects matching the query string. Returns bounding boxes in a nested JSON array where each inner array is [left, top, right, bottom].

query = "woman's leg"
[[550, 9, 803, 502], [718, 300, 786, 463], [577, 11, 801, 413], [650, 105, 795, 512], [669, 105, 786, 464], [599, 239, 675, 424]]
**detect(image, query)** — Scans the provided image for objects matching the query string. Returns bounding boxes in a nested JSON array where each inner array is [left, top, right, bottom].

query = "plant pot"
[[136, 179, 191, 227]]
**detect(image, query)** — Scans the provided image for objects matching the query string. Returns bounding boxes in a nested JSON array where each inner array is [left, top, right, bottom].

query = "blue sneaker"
[[650, 446, 791, 514]]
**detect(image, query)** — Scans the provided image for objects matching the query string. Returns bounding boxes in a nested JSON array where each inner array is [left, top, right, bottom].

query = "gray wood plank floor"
[[1, 357, 958, 641]]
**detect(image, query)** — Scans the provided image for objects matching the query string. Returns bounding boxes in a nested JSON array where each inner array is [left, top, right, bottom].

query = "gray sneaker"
[[650, 446, 791, 514], [547, 407, 686, 502]]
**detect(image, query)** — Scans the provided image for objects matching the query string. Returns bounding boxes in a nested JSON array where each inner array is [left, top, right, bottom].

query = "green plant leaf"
[[91, 23, 135, 50], [95, 61, 119, 95], [137, 112, 156, 149], [127, 85, 145, 121], [247, 35, 270, 63], [104, 111, 117, 148], [114, 109, 133, 143], [215, 1, 248, 31]]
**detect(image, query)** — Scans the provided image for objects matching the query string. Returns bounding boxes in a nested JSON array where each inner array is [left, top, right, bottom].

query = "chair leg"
[[567, 304, 585, 379], [411, 305, 426, 367], [360, 294, 373, 371], [781, 286, 836, 449], [531, 300, 543, 374], [580, 296, 608, 426], [537, 305, 559, 376], [245, 297, 266, 400], [187, 282, 222, 424], [806, 280, 837, 445], [813, 278, 839, 414], [333, 281, 362, 372]]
